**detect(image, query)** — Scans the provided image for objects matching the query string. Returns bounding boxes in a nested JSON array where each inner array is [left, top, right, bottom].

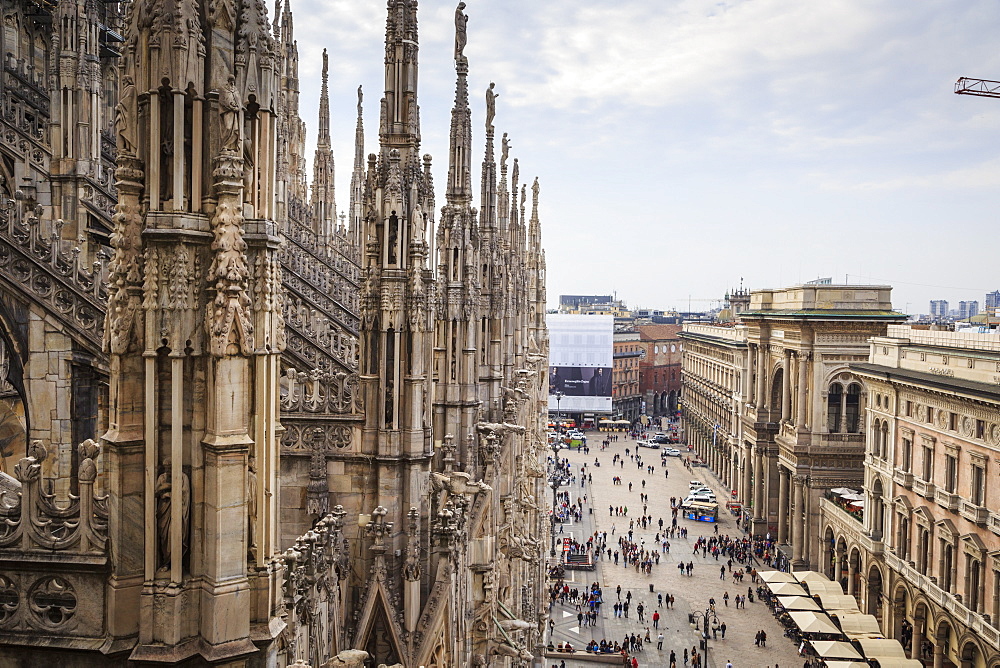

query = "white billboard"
[[546, 314, 613, 414]]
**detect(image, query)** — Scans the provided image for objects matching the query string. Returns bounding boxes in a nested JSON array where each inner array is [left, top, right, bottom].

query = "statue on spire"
[[501, 133, 510, 170], [454, 2, 468, 60], [357, 85, 363, 117], [485, 82, 498, 130]]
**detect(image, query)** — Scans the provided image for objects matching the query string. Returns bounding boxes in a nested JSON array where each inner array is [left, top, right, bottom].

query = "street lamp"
[[555, 391, 564, 429], [690, 608, 720, 667]]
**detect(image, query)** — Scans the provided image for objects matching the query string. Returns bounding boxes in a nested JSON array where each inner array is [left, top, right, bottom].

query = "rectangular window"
[[926, 406, 934, 424], [905, 401, 913, 417], [902, 438, 912, 472], [976, 420, 986, 439], [972, 464, 986, 506], [950, 413, 958, 431], [922, 446, 933, 482], [945, 455, 957, 494]]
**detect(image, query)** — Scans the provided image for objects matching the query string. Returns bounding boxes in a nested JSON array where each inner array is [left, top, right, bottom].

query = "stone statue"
[[454, 2, 468, 60], [357, 85, 363, 117], [247, 455, 258, 560], [323, 649, 369, 667], [219, 75, 242, 153], [485, 82, 498, 129], [116, 75, 137, 155], [155, 462, 191, 571], [501, 132, 510, 169], [411, 202, 424, 243]]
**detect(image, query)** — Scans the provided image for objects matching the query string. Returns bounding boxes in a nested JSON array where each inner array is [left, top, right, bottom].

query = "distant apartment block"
[[929, 300, 949, 318]]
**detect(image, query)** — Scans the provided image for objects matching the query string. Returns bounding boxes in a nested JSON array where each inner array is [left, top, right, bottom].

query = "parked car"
[[662, 448, 681, 457], [689, 481, 705, 489], [636, 440, 660, 449]]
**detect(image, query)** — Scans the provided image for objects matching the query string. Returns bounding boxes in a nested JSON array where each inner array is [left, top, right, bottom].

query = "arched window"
[[770, 367, 784, 410], [846, 383, 862, 433], [828, 384, 843, 432]]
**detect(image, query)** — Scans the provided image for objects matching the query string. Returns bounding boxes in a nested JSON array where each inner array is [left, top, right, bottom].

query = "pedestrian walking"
[[720, 622, 727, 638], [657, 632, 664, 650], [653, 611, 660, 628]]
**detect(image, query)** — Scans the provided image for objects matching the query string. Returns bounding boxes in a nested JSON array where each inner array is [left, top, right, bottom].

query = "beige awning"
[[793, 570, 831, 584], [821, 662, 868, 668], [816, 593, 860, 612], [809, 640, 863, 660], [834, 613, 882, 637], [759, 570, 797, 583], [805, 580, 846, 596], [788, 611, 842, 635], [867, 659, 923, 668], [776, 595, 821, 611], [856, 638, 907, 658], [767, 582, 808, 596]]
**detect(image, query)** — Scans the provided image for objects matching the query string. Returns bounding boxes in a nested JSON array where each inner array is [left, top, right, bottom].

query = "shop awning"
[[816, 593, 860, 612], [809, 640, 863, 660], [804, 580, 846, 596], [759, 570, 798, 583], [856, 638, 907, 659], [834, 613, 882, 637], [866, 659, 923, 668], [788, 611, 842, 635], [767, 582, 808, 596], [794, 570, 831, 584], [776, 595, 821, 611]]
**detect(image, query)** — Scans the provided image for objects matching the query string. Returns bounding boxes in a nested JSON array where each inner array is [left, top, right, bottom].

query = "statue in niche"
[[485, 82, 498, 129], [155, 460, 191, 571], [454, 2, 468, 60], [384, 379, 394, 425], [247, 455, 258, 561], [411, 202, 424, 243], [387, 211, 398, 264], [219, 75, 242, 154], [116, 75, 137, 155]]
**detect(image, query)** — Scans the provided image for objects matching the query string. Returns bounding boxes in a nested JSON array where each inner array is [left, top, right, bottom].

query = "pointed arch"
[[352, 577, 407, 666]]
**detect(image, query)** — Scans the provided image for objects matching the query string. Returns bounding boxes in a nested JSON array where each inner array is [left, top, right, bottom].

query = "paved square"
[[544, 434, 802, 668]]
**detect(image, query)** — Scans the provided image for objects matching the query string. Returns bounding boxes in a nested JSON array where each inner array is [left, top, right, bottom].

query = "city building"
[[930, 300, 950, 319], [959, 301, 981, 320], [679, 322, 750, 498], [613, 330, 643, 422], [638, 324, 683, 417], [0, 1, 550, 665], [986, 291, 1000, 312], [828, 325, 1000, 667]]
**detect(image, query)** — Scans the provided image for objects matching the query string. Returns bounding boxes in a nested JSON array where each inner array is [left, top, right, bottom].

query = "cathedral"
[[0, 0, 550, 665]]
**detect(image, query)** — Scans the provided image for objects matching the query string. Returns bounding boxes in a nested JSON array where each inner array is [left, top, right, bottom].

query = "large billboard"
[[546, 314, 613, 414]]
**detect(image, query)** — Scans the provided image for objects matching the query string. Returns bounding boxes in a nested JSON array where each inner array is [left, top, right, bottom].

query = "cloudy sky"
[[291, 0, 1000, 316]]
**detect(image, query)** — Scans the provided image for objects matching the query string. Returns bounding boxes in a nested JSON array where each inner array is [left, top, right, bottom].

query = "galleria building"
[[0, 0, 551, 665], [682, 285, 1000, 668]]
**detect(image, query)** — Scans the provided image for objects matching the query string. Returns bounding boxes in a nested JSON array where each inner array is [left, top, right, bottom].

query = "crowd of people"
[[545, 419, 799, 668]]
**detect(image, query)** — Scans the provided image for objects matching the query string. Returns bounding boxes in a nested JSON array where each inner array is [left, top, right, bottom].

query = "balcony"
[[935, 489, 960, 512], [913, 478, 936, 499], [960, 500, 989, 526], [892, 468, 913, 489], [990, 514, 1000, 537], [859, 532, 884, 555]]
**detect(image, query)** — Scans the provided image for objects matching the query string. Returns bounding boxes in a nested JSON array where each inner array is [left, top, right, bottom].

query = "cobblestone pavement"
[[545, 434, 802, 668]]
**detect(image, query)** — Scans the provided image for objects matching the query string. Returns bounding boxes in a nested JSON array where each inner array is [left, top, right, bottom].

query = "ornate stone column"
[[780, 349, 791, 422], [792, 475, 805, 563], [755, 344, 766, 410], [796, 351, 809, 429], [777, 467, 789, 544], [753, 449, 765, 523]]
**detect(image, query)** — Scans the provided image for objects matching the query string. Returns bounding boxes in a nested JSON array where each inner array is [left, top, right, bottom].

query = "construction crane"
[[955, 77, 1000, 98]]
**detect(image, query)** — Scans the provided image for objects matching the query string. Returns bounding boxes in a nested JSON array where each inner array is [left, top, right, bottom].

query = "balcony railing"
[[935, 489, 960, 512], [892, 468, 913, 489], [959, 499, 989, 526], [913, 478, 936, 499]]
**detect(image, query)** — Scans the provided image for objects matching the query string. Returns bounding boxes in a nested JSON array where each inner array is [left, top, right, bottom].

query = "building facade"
[[834, 326, 1000, 668], [637, 323, 682, 417], [613, 330, 642, 422], [679, 322, 749, 500]]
